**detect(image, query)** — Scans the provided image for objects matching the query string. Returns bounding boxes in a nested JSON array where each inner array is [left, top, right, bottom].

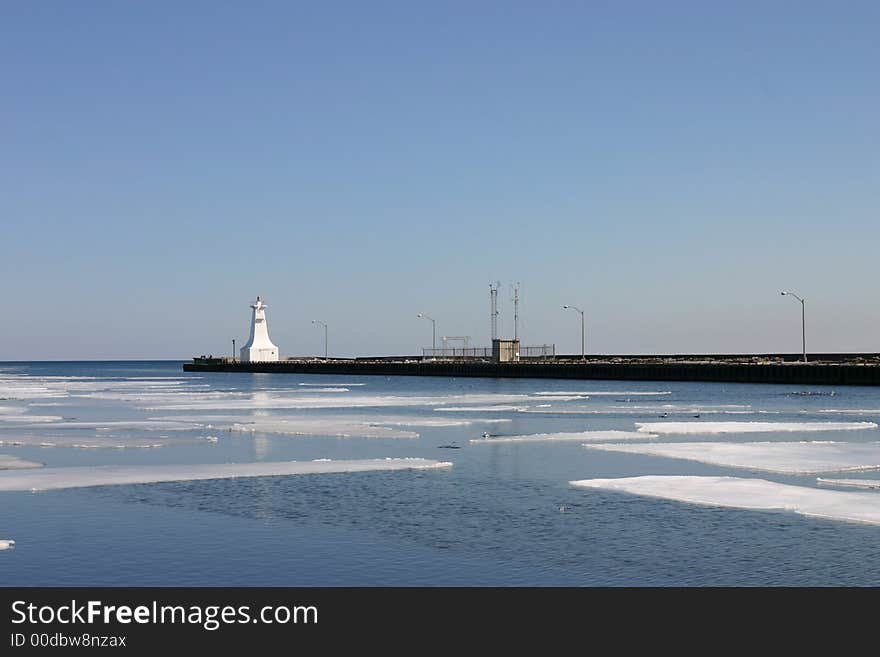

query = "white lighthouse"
[[240, 296, 279, 362]]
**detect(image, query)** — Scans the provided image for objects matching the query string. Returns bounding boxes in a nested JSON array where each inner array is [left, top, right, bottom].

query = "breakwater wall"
[[183, 357, 880, 386]]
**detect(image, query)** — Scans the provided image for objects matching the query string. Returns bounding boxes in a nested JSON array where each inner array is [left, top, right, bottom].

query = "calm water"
[[2, 361, 880, 586]]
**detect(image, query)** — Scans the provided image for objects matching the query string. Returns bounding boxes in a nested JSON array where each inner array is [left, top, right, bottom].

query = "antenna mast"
[[489, 282, 500, 340], [513, 282, 520, 342]]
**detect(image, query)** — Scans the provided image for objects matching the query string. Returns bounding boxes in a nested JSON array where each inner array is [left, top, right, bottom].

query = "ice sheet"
[[0, 458, 452, 491], [634, 421, 877, 434], [583, 441, 880, 474], [142, 392, 539, 411], [151, 413, 509, 429], [535, 391, 671, 396], [570, 475, 880, 526], [0, 539, 14, 550], [365, 417, 510, 427], [0, 406, 63, 423], [521, 404, 755, 416], [434, 405, 529, 412], [816, 478, 880, 489], [141, 391, 614, 412], [818, 409, 880, 415], [149, 414, 444, 438], [0, 454, 43, 470], [228, 419, 419, 439], [293, 388, 350, 393], [0, 435, 217, 449], [470, 430, 655, 444], [1, 420, 203, 432]]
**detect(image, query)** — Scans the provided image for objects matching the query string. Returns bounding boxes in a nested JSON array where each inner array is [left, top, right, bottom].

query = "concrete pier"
[[183, 354, 880, 386]]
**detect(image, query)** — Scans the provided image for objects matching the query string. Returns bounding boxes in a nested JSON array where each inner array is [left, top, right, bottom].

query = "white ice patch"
[[0, 539, 14, 550], [521, 404, 754, 416], [3, 420, 201, 432], [818, 409, 880, 415], [143, 392, 602, 412], [152, 414, 499, 438], [229, 419, 419, 439], [299, 382, 366, 386], [635, 421, 877, 435], [150, 413, 508, 430], [0, 455, 43, 470], [535, 391, 671, 396], [143, 392, 536, 411], [570, 475, 880, 526], [0, 434, 217, 450], [294, 388, 350, 393], [816, 478, 880, 489], [583, 441, 880, 474], [366, 417, 511, 427], [470, 430, 655, 444], [0, 458, 452, 492], [0, 415, 65, 424], [0, 406, 64, 423], [434, 405, 529, 412]]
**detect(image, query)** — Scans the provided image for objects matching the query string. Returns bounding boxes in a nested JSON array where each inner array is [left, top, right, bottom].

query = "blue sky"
[[1, 1, 877, 359]]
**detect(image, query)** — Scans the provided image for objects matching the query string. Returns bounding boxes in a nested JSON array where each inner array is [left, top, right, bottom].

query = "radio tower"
[[489, 282, 500, 340], [513, 282, 520, 341]]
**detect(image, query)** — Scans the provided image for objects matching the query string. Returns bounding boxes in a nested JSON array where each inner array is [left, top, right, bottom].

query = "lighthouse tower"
[[240, 296, 279, 362]]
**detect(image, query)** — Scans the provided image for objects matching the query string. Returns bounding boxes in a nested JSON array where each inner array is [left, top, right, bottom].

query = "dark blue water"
[[2, 361, 880, 585]]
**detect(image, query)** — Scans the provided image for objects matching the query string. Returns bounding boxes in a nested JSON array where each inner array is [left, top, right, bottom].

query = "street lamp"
[[417, 313, 436, 354], [563, 305, 585, 361], [232, 339, 236, 362], [780, 292, 806, 363], [311, 320, 328, 359]]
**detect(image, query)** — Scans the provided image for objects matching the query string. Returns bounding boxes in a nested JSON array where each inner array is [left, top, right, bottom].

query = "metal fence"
[[422, 347, 493, 359], [521, 344, 556, 358], [421, 344, 555, 360]]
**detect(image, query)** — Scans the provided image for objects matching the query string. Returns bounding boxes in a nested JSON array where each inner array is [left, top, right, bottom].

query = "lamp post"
[[417, 313, 436, 355], [232, 339, 236, 362], [563, 305, 585, 361], [311, 320, 328, 359], [780, 291, 806, 363]]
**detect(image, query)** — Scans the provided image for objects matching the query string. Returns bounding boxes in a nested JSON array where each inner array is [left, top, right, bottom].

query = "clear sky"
[[1, 1, 877, 359]]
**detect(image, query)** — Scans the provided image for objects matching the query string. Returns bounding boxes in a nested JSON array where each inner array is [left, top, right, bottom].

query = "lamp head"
[[780, 291, 787, 296], [562, 305, 569, 309]]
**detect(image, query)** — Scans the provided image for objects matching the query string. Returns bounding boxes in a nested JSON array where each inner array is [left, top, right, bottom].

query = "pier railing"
[[421, 344, 556, 360]]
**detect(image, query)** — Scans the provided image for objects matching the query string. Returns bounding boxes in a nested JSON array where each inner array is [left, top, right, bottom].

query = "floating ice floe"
[[292, 387, 350, 393], [535, 391, 671, 396], [299, 382, 366, 386], [365, 417, 511, 427], [0, 455, 43, 470], [141, 391, 605, 412], [521, 404, 755, 416], [818, 409, 880, 416], [470, 430, 656, 444], [142, 392, 536, 412], [0, 458, 452, 492], [0, 420, 200, 433], [816, 478, 880, 489], [0, 374, 194, 398], [434, 405, 529, 412], [634, 421, 877, 435], [150, 413, 509, 431], [0, 434, 218, 449], [570, 475, 880, 526], [0, 406, 63, 423], [583, 441, 880, 474], [0, 539, 15, 550], [228, 419, 419, 439]]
